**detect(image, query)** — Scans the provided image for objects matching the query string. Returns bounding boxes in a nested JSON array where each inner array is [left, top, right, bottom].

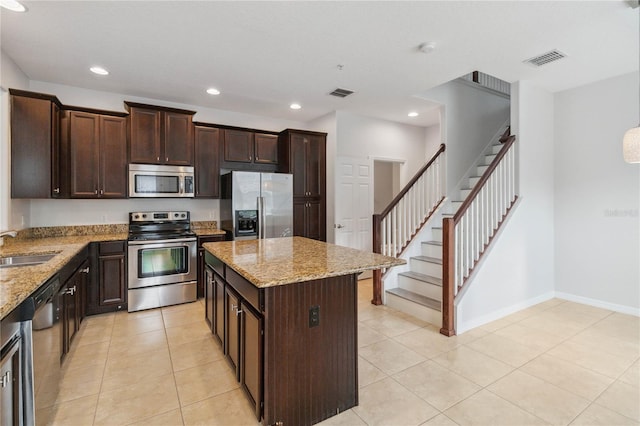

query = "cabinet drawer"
[[226, 267, 262, 312], [99, 241, 125, 255]]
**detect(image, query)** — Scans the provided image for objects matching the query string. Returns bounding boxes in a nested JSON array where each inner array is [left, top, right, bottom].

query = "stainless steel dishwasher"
[[27, 277, 62, 426]]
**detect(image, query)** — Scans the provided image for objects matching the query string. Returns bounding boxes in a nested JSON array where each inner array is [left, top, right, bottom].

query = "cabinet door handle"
[[99, 189, 104, 195], [0, 371, 10, 388], [66, 286, 76, 295], [166, 157, 169, 162], [231, 304, 243, 316], [53, 188, 60, 194], [249, 156, 252, 161], [81, 267, 90, 274], [94, 189, 98, 195]]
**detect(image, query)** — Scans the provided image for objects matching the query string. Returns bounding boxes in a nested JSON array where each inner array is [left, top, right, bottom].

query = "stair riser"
[[421, 244, 442, 259], [398, 275, 442, 300], [469, 177, 480, 187], [477, 165, 489, 175], [492, 145, 501, 154], [432, 228, 442, 242], [386, 293, 441, 326], [484, 155, 496, 165], [460, 189, 471, 198], [410, 258, 442, 278]]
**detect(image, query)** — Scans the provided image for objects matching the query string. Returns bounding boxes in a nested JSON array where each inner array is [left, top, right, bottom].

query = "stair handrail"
[[372, 144, 446, 304], [441, 133, 518, 336]]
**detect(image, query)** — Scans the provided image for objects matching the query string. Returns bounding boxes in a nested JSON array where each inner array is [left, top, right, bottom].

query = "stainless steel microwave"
[[129, 164, 194, 198]]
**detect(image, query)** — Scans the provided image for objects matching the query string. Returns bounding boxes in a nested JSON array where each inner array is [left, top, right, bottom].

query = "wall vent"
[[329, 88, 354, 98], [523, 50, 567, 67]]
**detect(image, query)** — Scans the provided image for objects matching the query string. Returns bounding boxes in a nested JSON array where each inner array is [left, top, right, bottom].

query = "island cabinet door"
[[240, 301, 263, 420], [224, 286, 241, 379], [213, 272, 225, 346], [204, 265, 214, 330]]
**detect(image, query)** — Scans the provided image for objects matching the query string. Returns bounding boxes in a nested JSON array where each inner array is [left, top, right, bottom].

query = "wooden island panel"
[[263, 274, 358, 425]]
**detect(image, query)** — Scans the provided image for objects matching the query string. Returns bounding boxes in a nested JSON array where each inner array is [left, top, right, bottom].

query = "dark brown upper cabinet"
[[62, 109, 128, 199], [254, 133, 278, 164], [125, 102, 195, 166], [222, 129, 279, 169], [10, 89, 65, 198], [194, 124, 221, 198]]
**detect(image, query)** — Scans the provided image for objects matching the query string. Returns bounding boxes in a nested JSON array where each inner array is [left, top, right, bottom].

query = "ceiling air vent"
[[523, 50, 567, 67], [329, 88, 354, 98]]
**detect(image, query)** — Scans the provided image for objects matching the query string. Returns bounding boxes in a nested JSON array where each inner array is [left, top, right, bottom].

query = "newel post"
[[440, 217, 456, 336], [372, 214, 383, 305]]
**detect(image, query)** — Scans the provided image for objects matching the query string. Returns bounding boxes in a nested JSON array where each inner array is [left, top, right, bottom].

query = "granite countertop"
[[190, 221, 226, 237], [203, 236, 405, 288], [0, 232, 128, 320]]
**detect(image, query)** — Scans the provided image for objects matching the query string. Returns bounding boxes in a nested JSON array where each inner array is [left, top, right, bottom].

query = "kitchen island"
[[203, 236, 405, 426]]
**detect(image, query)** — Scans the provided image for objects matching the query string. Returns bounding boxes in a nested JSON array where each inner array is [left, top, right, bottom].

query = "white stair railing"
[[441, 134, 518, 336], [372, 144, 446, 304]]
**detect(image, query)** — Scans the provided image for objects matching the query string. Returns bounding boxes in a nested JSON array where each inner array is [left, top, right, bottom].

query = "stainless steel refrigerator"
[[220, 171, 293, 240]]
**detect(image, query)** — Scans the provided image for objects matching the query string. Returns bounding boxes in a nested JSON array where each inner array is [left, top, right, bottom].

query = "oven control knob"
[[181, 213, 186, 218], [142, 214, 147, 219], [134, 214, 140, 219]]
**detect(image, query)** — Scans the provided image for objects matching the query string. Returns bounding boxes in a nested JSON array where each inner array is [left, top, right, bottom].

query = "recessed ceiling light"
[[206, 88, 221, 95], [408, 112, 419, 117], [290, 103, 302, 110], [0, 0, 26, 12], [89, 66, 109, 76]]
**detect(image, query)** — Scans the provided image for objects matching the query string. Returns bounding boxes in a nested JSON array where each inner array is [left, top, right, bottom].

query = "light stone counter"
[[1, 232, 128, 319], [203, 236, 405, 288]]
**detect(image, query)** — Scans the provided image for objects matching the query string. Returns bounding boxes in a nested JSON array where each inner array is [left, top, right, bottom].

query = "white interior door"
[[335, 157, 372, 260]]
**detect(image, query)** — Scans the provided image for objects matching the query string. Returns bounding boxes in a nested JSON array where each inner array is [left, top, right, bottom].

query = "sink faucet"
[[0, 230, 18, 247]]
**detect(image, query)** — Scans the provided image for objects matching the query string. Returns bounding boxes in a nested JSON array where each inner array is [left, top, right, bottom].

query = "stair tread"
[[422, 240, 442, 246], [386, 288, 441, 311], [399, 271, 442, 286], [412, 255, 442, 265]]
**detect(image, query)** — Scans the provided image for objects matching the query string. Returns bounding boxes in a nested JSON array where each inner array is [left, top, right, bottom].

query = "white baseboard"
[[455, 291, 555, 334], [554, 292, 640, 317]]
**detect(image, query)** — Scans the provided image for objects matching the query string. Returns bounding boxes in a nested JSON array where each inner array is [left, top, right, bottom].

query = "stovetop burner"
[[128, 210, 194, 241]]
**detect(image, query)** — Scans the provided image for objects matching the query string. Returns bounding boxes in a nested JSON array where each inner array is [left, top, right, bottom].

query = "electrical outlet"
[[309, 305, 320, 327]]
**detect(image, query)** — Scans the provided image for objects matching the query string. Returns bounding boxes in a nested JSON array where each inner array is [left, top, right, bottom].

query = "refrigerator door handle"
[[258, 196, 265, 239]]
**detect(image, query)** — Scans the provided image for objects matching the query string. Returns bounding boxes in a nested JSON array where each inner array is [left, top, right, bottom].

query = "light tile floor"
[[47, 279, 639, 425]]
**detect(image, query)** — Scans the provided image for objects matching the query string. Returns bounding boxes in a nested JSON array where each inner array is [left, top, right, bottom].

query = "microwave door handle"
[[180, 178, 184, 195]]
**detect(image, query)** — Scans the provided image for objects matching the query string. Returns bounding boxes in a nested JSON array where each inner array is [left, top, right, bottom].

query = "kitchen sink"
[[0, 253, 59, 268]]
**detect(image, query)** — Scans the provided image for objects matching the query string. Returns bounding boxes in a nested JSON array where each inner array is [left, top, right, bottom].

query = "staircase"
[[385, 143, 503, 325], [380, 118, 523, 339]]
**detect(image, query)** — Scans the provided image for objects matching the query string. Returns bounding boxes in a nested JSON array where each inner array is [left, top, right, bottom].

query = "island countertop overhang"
[[202, 236, 405, 288]]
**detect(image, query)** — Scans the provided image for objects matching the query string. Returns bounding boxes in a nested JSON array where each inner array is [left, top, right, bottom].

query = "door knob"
[[334, 224, 344, 229]]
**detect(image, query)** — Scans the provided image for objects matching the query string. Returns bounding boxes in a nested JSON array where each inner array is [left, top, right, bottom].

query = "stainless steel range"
[[127, 211, 197, 312]]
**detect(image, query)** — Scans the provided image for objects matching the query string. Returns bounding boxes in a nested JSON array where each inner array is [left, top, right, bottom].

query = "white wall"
[[23, 81, 310, 227], [373, 161, 394, 214], [420, 80, 510, 194], [554, 72, 640, 313], [0, 50, 30, 232], [335, 111, 429, 186], [455, 81, 556, 333]]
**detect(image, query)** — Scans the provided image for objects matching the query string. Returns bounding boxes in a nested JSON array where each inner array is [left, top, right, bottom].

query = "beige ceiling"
[[1, 1, 638, 127]]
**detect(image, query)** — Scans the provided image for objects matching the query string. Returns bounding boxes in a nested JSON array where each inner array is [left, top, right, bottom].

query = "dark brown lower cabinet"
[[214, 272, 225, 345], [86, 241, 127, 315], [224, 286, 240, 379], [240, 301, 263, 419], [293, 198, 323, 240], [204, 265, 214, 329], [197, 235, 226, 298], [61, 259, 89, 359]]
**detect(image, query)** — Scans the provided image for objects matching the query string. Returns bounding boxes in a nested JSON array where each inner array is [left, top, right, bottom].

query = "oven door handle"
[[128, 238, 196, 246]]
